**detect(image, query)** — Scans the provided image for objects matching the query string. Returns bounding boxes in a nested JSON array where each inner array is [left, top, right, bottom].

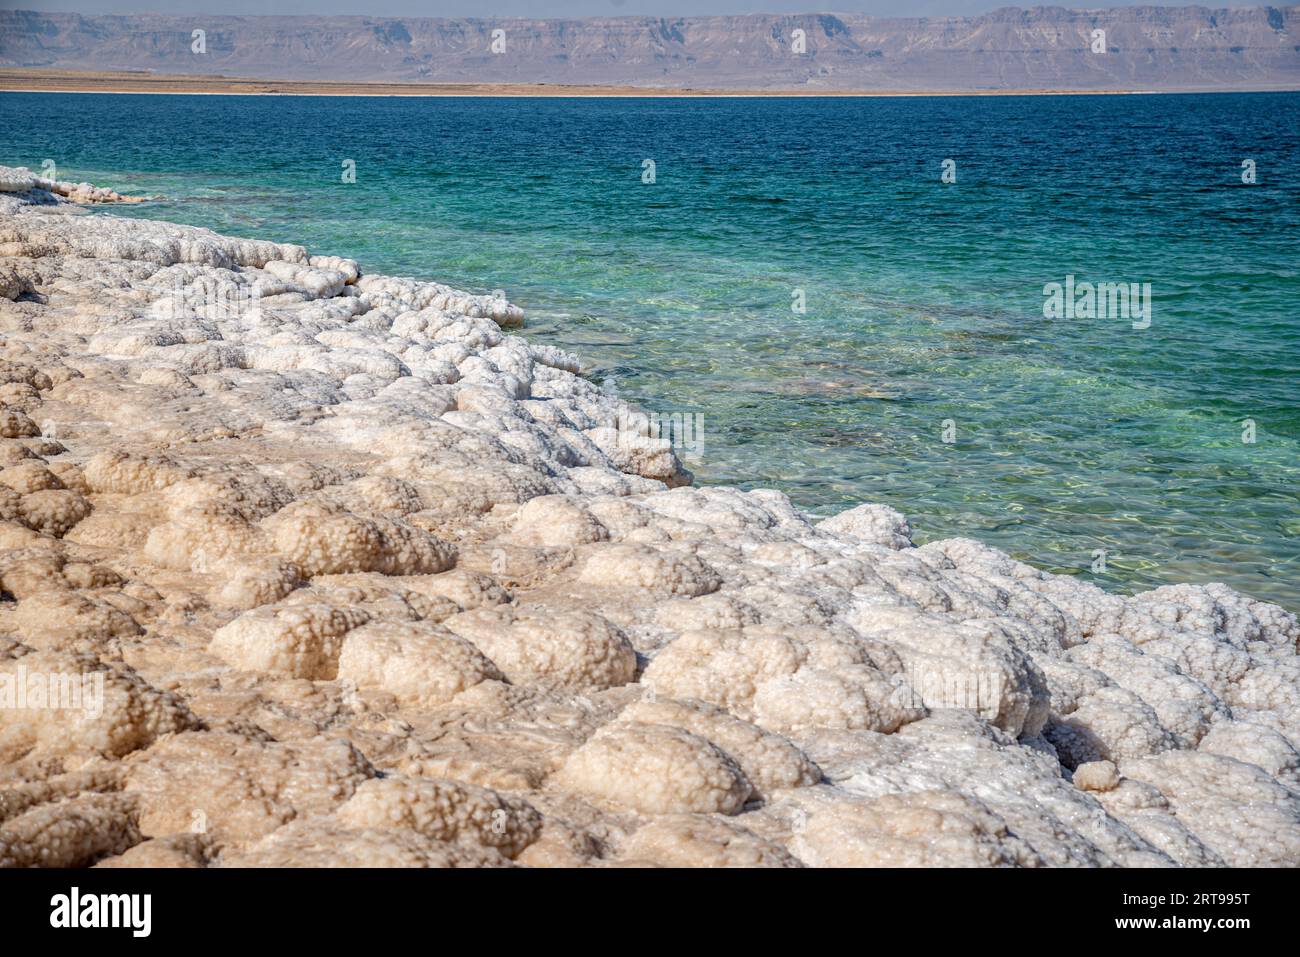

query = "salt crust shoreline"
[[0, 166, 1296, 868]]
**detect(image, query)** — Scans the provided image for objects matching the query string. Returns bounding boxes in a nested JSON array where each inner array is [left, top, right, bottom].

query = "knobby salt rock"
[[0, 167, 1296, 869]]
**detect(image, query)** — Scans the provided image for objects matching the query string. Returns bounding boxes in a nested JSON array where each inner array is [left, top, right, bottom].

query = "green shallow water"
[[3, 92, 1298, 608]]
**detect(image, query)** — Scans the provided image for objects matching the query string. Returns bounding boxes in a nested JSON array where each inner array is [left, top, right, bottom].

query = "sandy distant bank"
[[0, 67, 1169, 98]]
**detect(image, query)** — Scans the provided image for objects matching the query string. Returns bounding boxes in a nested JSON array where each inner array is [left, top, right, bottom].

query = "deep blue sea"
[[3, 91, 1298, 608]]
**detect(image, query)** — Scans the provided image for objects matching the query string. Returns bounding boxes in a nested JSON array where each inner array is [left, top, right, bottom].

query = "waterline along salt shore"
[[0, 165, 1297, 869], [11, 92, 1295, 610]]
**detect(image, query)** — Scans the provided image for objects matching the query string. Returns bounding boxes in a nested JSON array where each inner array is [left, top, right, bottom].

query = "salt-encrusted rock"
[[1119, 750, 1300, 867], [337, 620, 503, 707], [620, 696, 821, 798], [1, 172, 1296, 870], [641, 627, 924, 735], [0, 261, 32, 301], [0, 651, 198, 764], [123, 733, 374, 845], [816, 502, 913, 549], [0, 794, 141, 868], [0, 165, 144, 205], [444, 606, 636, 693], [209, 601, 370, 679], [1074, 760, 1121, 792], [579, 543, 722, 597], [0, 166, 37, 192], [216, 821, 513, 868], [554, 724, 753, 815], [509, 494, 608, 547], [261, 500, 456, 577], [0, 408, 40, 438], [791, 790, 1043, 867], [1197, 720, 1300, 788], [94, 834, 213, 868], [619, 815, 803, 868], [209, 555, 303, 610], [336, 776, 542, 858]]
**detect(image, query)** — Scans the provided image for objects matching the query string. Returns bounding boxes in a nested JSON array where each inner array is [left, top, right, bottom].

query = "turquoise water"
[[3, 92, 1298, 608]]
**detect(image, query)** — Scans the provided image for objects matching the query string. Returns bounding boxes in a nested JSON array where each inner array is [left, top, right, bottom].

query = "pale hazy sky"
[[0, 0, 1256, 17]]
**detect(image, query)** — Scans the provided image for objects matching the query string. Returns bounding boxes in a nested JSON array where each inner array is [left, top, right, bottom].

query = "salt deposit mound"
[[0, 167, 1297, 868]]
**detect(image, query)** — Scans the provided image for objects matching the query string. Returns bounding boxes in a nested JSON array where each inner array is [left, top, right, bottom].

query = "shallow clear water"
[[4, 92, 1298, 608]]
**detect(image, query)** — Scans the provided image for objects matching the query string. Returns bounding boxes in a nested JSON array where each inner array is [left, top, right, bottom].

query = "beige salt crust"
[[0, 167, 1298, 869]]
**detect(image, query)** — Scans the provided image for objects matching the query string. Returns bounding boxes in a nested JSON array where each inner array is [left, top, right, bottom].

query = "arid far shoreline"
[[0, 67, 1176, 97]]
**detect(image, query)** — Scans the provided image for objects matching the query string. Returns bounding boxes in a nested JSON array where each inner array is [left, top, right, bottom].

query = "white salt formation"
[[0, 168, 1297, 868], [0, 165, 144, 207]]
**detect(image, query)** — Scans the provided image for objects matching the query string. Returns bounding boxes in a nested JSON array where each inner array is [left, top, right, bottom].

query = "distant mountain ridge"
[[2, 6, 1297, 91]]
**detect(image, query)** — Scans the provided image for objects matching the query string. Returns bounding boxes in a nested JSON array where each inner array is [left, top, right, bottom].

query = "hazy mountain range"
[[2, 6, 1297, 91]]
